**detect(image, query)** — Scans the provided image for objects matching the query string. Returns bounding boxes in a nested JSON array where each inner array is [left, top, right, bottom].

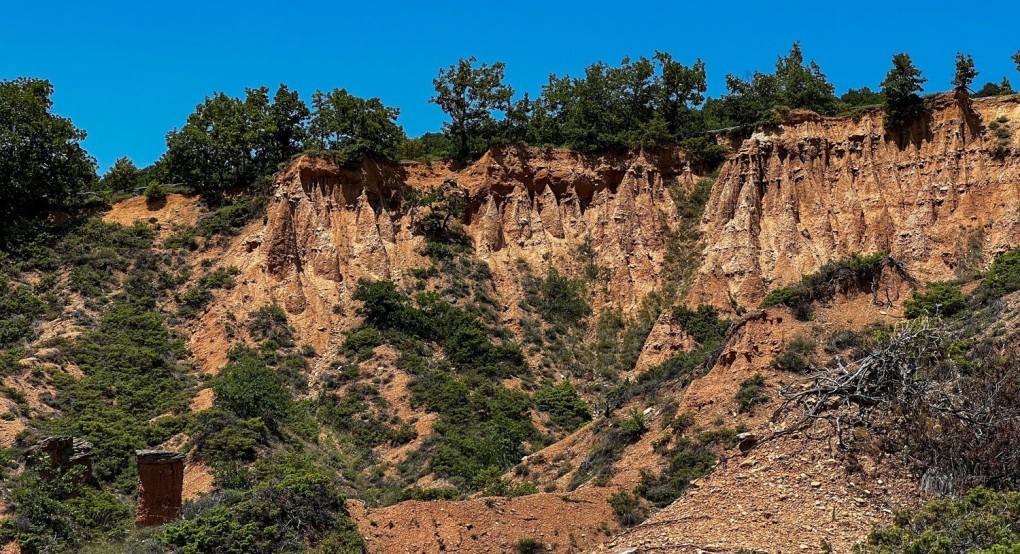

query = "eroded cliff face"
[[190, 147, 697, 372], [689, 93, 1020, 311]]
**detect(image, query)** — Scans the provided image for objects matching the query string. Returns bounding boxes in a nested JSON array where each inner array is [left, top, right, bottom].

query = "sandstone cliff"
[[189, 147, 698, 373], [690, 93, 1020, 312]]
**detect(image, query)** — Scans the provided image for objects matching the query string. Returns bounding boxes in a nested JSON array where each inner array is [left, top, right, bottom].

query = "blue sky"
[[5, 0, 1020, 172]]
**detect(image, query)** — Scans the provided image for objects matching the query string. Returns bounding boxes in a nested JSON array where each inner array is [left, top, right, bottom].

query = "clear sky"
[[4, 0, 1019, 172]]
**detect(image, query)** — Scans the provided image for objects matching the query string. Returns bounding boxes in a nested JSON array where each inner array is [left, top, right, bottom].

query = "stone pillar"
[[135, 450, 185, 526], [27, 436, 94, 482]]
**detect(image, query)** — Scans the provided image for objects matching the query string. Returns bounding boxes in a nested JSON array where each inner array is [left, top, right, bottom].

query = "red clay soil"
[[351, 487, 619, 554]]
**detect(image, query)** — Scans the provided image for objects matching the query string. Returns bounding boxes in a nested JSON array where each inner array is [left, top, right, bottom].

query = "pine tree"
[[881, 53, 928, 132], [952, 53, 978, 92]]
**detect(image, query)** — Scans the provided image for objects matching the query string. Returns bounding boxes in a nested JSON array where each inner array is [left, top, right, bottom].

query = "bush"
[[532, 267, 591, 326], [143, 182, 166, 203], [342, 326, 384, 361], [608, 490, 646, 527], [0, 466, 131, 554], [533, 382, 591, 431], [671, 304, 730, 346], [162, 457, 364, 554], [618, 407, 647, 439], [904, 282, 966, 319], [517, 538, 545, 554], [762, 253, 889, 320], [857, 487, 1020, 553], [974, 247, 1020, 304], [247, 304, 295, 348], [735, 374, 768, 413], [213, 349, 291, 425], [637, 438, 716, 507], [770, 336, 815, 373]]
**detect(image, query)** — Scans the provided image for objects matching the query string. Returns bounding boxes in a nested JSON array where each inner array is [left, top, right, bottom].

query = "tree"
[[710, 43, 837, 130], [0, 78, 95, 219], [951, 53, 978, 92], [975, 77, 1016, 98], [653, 52, 708, 139], [431, 57, 514, 160], [773, 42, 837, 114], [99, 157, 142, 193], [268, 84, 310, 161], [308, 88, 405, 165], [880, 53, 927, 132], [164, 85, 308, 194], [840, 86, 884, 108], [1014, 50, 1020, 72]]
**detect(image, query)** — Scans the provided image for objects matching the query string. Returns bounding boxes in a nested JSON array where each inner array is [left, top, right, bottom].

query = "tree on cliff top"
[[710, 42, 838, 129], [0, 78, 95, 220], [881, 53, 927, 132], [164, 85, 309, 195], [431, 57, 514, 161], [308, 88, 405, 166], [1014, 50, 1020, 72], [952, 53, 978, 92]]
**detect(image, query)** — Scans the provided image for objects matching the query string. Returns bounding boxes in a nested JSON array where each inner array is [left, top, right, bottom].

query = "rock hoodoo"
[[134, 450, 185, 526], [26, 436, 94, 481]]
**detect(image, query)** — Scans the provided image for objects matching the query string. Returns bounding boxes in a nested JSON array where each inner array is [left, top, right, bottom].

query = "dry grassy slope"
[[690, 93, 1020, 312]]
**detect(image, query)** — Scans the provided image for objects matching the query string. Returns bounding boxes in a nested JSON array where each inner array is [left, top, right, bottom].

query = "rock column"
[[27, 436, 94, 481], [135, 450, 185, 526]]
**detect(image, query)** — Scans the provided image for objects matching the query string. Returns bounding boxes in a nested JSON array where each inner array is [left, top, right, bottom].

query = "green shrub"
[[608, 490, 646, 527], [904, 282, 966, 319], [770, 336, 815, 373], [975, 247, 1020, 304], [637, 437, 716, 507], [143, 182, 167, 203], [247, 304, 295, 348], [213, 349, 291, 425], [762, 253, 888, 320], [178, 285, 213, 317], [532, 267, 591, 326], [857, 487, 1020, 553], [342, 326, 384, 361], [533, 381, 591, 431], [0, 466, 131, 554], [735, 374, 768, 413], [618, 407, 648, 440], [517, 538, 545, 554], [199, 266, 239, 289], [162, 456, 364, 554], [671, 304, 730, 345]]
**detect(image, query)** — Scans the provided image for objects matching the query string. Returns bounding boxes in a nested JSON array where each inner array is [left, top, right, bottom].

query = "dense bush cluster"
[[858, 487, 1020, 553], [349, 278, 548, 490], [162, 456, 364, 554], [762, 252, 890, 320]]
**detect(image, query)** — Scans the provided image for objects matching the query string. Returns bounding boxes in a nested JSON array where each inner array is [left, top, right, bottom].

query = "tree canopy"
[[164, 85, 309, 194], [706, 42, 838, 129], [952, 53, 978, 92], [308, 88, 405, 165], [975, 77, 1016, 98], [431, 57, 515, 161], [881, 53, 927, 132], [0, 78, 95, 219]]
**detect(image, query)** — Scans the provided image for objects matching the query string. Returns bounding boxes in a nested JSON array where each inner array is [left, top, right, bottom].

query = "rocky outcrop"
[[191, 147, 699, 372], [135, 450, 184, 526], [25, 436, 94, 481], [690, 93, 1020, 311], [631, 310, 697, 374]]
